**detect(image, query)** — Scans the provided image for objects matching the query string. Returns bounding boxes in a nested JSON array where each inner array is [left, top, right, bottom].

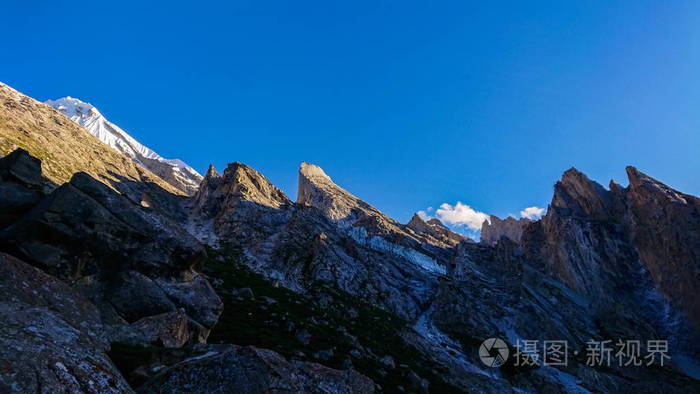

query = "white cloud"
[[520, 206, 545, 220], [434, 202, 489, 231]]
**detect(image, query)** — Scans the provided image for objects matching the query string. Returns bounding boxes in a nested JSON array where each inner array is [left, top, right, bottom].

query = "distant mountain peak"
[[46, 96, 202, 195]]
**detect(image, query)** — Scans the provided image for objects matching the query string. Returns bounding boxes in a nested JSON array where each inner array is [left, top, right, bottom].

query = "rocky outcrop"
[[297, 162, 372, 221], [137, 344, 375, 393], [0, 165, 222, 338], [520, 167, 700, 364], [1, 171, 206, 279], [624, 166, 700, 325], [522, 168, 645, 301], [0, 148, 48, 228], [407, 213, 467, 246], [189, 161, 443, 320], [480, 214, 532, 245], [0, 252, 132, 393], [296, 163, 455, 267]]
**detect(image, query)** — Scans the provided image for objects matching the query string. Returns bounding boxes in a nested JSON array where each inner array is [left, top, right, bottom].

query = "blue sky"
[[2, 1, 699, 235]]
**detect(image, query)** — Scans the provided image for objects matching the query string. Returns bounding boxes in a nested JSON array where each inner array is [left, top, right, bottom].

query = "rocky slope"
[[46, 97, 202, 195], [0, 82, 183, 199]]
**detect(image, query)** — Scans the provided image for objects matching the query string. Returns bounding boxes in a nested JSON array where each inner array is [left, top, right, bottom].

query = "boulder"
[[0, 149, 47, 228], [1, 171, 222, 332], [108, 270, 177, 323], [0, 252, 132, 393]]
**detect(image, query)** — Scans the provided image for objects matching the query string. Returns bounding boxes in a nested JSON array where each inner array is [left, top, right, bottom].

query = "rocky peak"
[[550, 167, 612, 219], [192, 164, 222, 215], [407, 213, 466, 246], [626, 166, 696, 206], [219, 162, 290, 209], [297, 162, 368, 221], [623, 166, 700, 325], [480, 215, 531, 246], [46, 96, 203, 195]]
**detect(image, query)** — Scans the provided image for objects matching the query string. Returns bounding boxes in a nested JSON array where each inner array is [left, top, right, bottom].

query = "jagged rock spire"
[[480, 215, 531, 246], [297, 162, 371, 220], [407, 213, 467, 246]]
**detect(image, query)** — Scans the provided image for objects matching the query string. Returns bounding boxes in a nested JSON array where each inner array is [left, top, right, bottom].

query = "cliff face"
[[523, 166, 700, 340], [480, 215, 531, 245], [624, 166, 700, 326]]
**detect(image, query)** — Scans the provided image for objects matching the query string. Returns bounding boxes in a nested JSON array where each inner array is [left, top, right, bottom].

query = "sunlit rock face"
[[624, 166, 700, 326]]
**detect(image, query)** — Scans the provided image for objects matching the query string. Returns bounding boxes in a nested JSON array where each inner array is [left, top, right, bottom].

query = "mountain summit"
[[46, 97, 202, 195]]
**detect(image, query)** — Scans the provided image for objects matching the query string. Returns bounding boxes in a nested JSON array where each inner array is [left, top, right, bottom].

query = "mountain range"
[[1, 81, 699, 393], [45, 96, 202, 195]]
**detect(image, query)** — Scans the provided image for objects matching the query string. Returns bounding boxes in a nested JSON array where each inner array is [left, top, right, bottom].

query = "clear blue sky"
[[2, 1, 699, 233]]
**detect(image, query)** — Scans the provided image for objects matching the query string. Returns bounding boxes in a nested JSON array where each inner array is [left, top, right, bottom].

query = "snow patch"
[[46, 96, 202, 192], [348, 227, 446, 275]]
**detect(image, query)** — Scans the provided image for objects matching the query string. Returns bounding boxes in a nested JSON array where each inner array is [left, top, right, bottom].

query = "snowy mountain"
[[46, 97, 202, 195]]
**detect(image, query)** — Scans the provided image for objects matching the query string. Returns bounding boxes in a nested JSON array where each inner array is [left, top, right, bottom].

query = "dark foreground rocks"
[[0, 252, 133, 393], [137, 344, 375, 394]]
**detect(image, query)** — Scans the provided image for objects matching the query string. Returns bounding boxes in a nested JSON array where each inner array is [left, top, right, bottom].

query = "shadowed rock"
[[0, 252, 132, 393], [137, 344, 375, 393]]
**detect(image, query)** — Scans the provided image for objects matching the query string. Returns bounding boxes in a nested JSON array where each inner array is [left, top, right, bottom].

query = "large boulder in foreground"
[[1, 171, 205, 279], [0, 170, 222, 334], [0, 252, 132, 393], [137, 344, 375, 394]]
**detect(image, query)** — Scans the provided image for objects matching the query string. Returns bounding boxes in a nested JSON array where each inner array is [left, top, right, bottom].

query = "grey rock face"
[[189, 161, 439, 320], [480, 214, 532, 245], [137, 344, 375, 394], [407, 213, 467, 246], [108, 270, 177, 323], [624, 166, 700, 326], [521, 166, 700, 363], [187, 159, 700, 391], [0, 252, 132, 393]]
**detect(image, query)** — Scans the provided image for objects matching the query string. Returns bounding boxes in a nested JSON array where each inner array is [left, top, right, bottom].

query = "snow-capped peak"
[[46, 96, 203, 195]]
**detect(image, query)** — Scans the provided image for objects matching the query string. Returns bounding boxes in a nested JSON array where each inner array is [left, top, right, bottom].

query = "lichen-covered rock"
[[0, 252, 132, 393], [137, 344, 375, 394]]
